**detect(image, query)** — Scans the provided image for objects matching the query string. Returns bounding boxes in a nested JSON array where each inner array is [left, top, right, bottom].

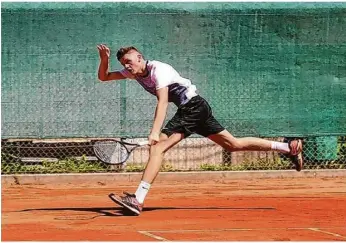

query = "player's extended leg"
[[208, 129, 303, 171], [110, 132, 184, 215], [208, 130, 279, 152], [142, 132, 184, 183]]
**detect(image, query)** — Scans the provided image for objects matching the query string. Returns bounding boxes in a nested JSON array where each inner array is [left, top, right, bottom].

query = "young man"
[[97, 44, 303, 215]]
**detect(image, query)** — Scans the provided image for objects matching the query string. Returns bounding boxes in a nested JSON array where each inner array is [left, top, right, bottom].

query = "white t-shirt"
[[120, 60, 197, 106]]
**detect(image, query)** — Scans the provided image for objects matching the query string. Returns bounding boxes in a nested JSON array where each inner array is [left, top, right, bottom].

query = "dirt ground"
[[2, 177, 346, 241]]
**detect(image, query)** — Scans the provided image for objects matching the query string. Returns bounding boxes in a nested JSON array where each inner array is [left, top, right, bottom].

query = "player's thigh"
[[207, 129, 237, 148]]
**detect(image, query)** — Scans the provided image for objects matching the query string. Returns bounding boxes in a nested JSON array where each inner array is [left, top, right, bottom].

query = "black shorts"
[[162, 96, 225, 138]]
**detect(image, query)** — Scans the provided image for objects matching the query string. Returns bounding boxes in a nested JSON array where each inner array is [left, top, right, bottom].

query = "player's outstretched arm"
[[97, 44, 126, 82], [149, 87, 169, 145]]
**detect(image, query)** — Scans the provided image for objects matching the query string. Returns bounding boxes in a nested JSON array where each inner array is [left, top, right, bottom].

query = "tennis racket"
[[93, 139, 149, 165]]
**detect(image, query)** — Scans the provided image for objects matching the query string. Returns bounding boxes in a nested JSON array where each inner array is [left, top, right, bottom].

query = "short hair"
[[116, 46, 141, 60]]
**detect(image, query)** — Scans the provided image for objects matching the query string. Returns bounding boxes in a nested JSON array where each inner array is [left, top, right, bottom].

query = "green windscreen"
[[2, 2, 346, 138]]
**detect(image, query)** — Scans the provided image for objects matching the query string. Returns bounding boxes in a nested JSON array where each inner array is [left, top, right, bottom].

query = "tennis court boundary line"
[[138, 231, 169, 241], [138, 227, 346, 241]]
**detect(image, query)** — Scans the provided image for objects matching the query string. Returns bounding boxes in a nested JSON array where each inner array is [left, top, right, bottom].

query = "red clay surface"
[[2, 177, 346, 241]]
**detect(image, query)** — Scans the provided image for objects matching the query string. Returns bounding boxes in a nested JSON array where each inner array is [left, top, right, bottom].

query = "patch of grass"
[[2, 149, 345, 174], [124, 164, 145, 172], [200, 157, 345, 171], [1, 154, 108, 174], [307, 160, 346, 169], [200, 158, 292, 171], [124, 162, 178, 172]]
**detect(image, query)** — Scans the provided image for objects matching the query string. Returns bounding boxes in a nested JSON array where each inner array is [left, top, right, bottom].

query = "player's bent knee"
[[149, 143, 166, 156]]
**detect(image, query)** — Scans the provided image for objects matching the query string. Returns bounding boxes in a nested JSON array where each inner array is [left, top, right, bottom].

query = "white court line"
[[143, 226, 346, 233], [308, 228, 346, 239], [139, 227, 346, 241], [138, 231, 169, 241]]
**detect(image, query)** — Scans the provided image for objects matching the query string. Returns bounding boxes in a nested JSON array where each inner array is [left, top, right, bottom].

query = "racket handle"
[[138, 140, 150, 146]]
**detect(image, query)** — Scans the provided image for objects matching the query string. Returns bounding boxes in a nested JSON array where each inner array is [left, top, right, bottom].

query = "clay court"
[[2, 175, 346, 241]]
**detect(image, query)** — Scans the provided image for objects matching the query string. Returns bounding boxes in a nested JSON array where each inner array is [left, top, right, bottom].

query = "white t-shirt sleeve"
[[152, 64, 173, 90], [119, 69, 135, 79]]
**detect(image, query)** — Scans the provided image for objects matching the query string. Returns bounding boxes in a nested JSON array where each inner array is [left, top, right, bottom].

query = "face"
[[119, 51, 143, 75]]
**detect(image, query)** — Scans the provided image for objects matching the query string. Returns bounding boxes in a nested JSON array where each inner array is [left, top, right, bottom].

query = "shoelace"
[[121, 192, 136, 204]]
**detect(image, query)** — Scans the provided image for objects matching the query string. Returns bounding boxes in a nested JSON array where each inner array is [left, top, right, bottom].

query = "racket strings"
[[94, 141, 128, 164]]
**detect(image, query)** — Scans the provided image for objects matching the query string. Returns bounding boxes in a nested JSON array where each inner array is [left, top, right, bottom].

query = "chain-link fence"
[[1, 136, 345, 174], [2, 3, 346, 175]]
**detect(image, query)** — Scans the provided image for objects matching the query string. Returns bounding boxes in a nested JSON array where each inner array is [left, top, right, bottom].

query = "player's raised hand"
[[97, 44, 110, 60]]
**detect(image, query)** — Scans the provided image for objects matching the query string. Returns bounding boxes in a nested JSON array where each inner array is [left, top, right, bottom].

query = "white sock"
[[271, 141, 290, 153], [135, 181, 151, 204]]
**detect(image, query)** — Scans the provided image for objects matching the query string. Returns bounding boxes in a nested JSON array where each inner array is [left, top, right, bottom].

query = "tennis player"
[[97, 44, 303, 215]]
